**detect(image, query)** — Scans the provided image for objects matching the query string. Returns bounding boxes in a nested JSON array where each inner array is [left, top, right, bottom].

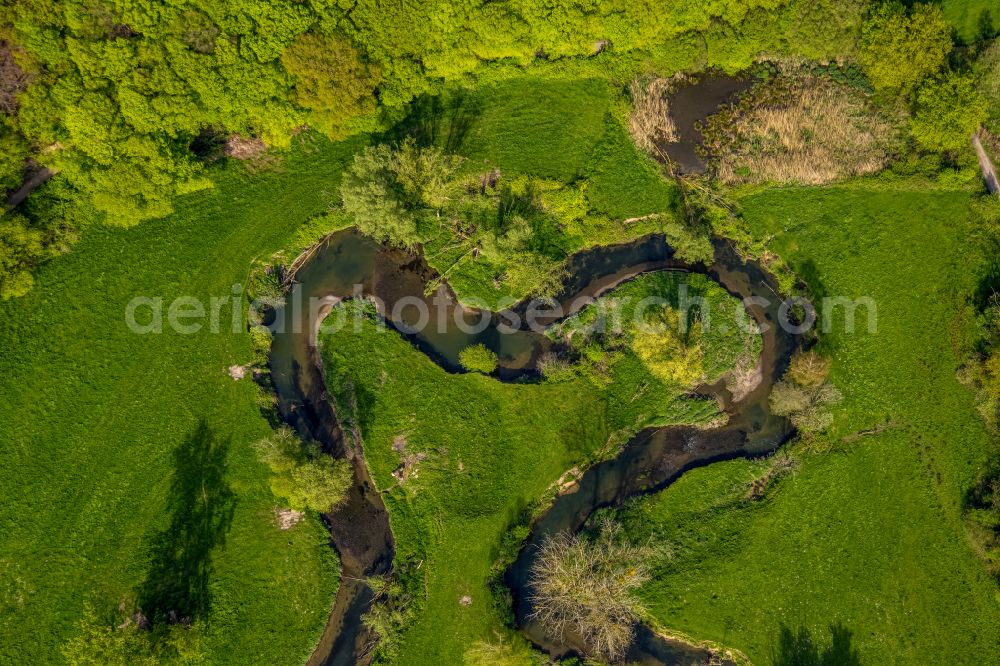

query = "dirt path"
[[973, 131, 999, 197]]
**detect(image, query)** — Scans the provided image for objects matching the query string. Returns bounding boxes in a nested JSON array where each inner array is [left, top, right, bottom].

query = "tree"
[[391, 138, 463, 210], [787, 349, 831, 387], [858, 2, 952, 91], [770, 350, 842, 434], [280, 32, 381, 138], [911, 73, 989, 152], [459, 344, 498, 374], [340, 144, 420, 247], [340, 140, 464, 247], [529, 521, 651, 660], [0, 210, 45, 298], [0, 119, 29, 193], [254, 427, 352, 513]]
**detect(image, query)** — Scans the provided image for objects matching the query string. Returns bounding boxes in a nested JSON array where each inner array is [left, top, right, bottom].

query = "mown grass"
[[0, 134, 367, 663], [318, 294, 747, 663], [606, 185, 1000, 663]]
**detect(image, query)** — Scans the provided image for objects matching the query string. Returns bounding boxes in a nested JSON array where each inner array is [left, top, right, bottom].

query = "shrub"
[[62, 604, 203, 666], [538, 352, 575, 382], [529, 521, 650, 660], [911, 73, 989, 153], [662, 218, 714, 265], [463, 635, 541, 666], [965, 456, 1000, 576], [254, 427, 352, 512], [459, 344, 498, 374], [978, 41, 1000, 133]]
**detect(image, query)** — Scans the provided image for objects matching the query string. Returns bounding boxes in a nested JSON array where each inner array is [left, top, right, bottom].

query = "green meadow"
[[0, 136, 367, 663], [604, 185, 1000, 663]]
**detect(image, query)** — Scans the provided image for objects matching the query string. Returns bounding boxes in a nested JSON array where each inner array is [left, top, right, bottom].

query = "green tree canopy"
[[911, 73, 989, 152], [859, 2, 951, 91], [280, 32, 381, 138], [254, 427, 352, 512]]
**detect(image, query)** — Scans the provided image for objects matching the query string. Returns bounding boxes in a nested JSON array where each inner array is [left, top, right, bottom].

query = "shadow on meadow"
[[138, 419, 236, 625], [389, 89, 482, 153], [771, 623, 862, 666]]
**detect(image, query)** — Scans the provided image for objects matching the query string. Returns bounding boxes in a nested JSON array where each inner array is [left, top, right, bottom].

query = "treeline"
[[0, 0, 996, 299], [0, 0, 865, 221], [0, 0, 866, 297]]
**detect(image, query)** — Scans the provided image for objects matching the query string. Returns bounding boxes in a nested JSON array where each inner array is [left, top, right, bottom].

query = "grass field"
[[604, 185, 1000, 663], [318, 281, 754, 663], [942, 0, 997, 43], [0, 134, 367, 663]]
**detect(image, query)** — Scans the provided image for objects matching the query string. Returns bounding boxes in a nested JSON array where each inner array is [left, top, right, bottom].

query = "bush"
[[978, 41, 1000, 133], [538, 352, 575, 382], [965, 456, 1000, 577], [662, 218, 714, 265], [254, 427, 352, 512], [61, 604, 203, 666], [459, 344, 498, 374]]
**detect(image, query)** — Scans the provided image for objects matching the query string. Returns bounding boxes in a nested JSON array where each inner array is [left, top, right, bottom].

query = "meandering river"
[[267, 225, 800, 665]]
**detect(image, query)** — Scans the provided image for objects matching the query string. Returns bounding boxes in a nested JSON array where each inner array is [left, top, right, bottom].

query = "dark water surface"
[[659, 74, 752, 173]]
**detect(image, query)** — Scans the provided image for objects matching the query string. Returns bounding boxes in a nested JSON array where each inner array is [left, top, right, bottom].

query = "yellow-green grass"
[[606, 185, 1000, 663], [0, 134, 367, 663]]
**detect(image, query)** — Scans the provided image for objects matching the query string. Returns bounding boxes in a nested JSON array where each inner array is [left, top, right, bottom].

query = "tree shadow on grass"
[[389, 89, 482, 153], [138, 420, 236, 625], [772, 623, 861, 666]]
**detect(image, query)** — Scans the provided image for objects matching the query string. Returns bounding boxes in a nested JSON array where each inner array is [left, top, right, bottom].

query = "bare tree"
[[529, 521, 652, 660]]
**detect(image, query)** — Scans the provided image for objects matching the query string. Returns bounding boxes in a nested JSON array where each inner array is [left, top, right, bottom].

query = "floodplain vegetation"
[[1, 0, 1000, 665], [318, 243, 759, 664]]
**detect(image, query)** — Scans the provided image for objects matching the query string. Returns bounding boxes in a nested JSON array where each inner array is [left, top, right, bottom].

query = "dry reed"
[[629, 77, 678, 156], [704, 78, 900, 185]]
